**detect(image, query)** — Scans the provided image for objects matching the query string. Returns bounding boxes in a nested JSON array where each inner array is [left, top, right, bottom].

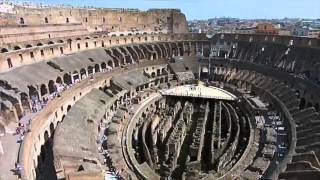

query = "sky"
[[14, 0, 320, 20]]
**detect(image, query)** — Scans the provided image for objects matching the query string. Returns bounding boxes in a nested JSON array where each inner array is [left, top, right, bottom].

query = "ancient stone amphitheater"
[[0, 3, 319, 180]]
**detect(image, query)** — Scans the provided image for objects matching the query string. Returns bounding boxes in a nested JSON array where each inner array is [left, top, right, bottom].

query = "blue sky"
[[18, 0, 320, 20]]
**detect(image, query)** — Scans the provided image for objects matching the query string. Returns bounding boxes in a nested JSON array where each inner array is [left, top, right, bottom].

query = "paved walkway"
[[0, 113, 37, 180]]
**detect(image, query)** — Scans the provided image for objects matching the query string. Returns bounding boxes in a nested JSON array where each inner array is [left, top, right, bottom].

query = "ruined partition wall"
[[0, 5, 188, 34]]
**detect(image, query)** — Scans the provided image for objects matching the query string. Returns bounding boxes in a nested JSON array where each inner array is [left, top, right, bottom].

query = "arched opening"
[[14, 46, 21, 50], [306, 102, 313, 108], [107, 60, 113, 68], [44, 17, 48, 24], [28, 86, 39, 101], [36, 43, 43, 46], [94, 64, 100, 73], [315, 103, 320, 112], [49, 123, 54, 135], [299, 98, 306, 110], [73, 71, 80, 83], [63, 73, 72, 85], [48, 41, 54, 45], [101, 62, 106, 70], [80, 68, 87, 79], [48, 80, 56, 94], [88, 66, 94, 75], [20, 17, 25, 24], [26, 44, 32, 48], [151, 72, 156, 78], [162, 68, 166, 75], [1, 48, 8, 53], [157, 69, 161, 76], [56, 77, 62, 85], [113, 59, 119, 67], [40, 84, 48, 97], [20, 92, 31, 112], [67, 39, 72, 50], [67, 105, 71, 112]]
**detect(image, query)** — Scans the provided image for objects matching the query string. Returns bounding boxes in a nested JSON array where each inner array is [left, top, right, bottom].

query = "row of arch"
[[28, 42, 185, 99], [29, 60, 115, 99], [0, 32, 167, 53]]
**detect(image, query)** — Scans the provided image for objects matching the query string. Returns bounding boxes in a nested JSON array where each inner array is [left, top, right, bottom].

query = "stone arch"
[[63, 73, 72, 85], [26, 44, 32, 48], [61, 115, 66, 121], [151, 72, 156, 78], [161, 68, 166, 75], [43, 131, 49, 147], [306, 102, 313, 108], [73, 71, 80, 82], [40, 84, 48, 97], [101, 62, 106, 70], [57, 40, 64, 43], [48, 80, 56, 94], [49, 123, 54, 135], [88, 66, 94, 75], [299, 98, 306, 110], [44, 17, 48, 23], [67, 105, 71, 112], [113, 59, 119, 67], [28, 85, 39, 101], [19, 17, 25, 24], [315, 103, 319, 112], [36, 42, 43, 46], [14, 46, 21, 50], [20, 92, 31, 112], [107, 60, 113, 68], [56, 76, 63, 85], [80, 68, 87, 79], [48, 41, 54, 45], [94, 64, 100, 73], [1, 48, 8, 53]]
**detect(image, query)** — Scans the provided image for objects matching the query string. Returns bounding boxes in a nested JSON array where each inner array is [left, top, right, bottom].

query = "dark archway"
[[113, 59, 119, 67], [1, 48, 8, 53], [14, 46, 21, 50], [56, 77, 62, 85], [315, 103, 320, 112], [299, 98, 306, 110], [28, 86, 39, 101], [48, 80, 56, 94], [88, 66, 94, 75], [44, 130, 49, 142], [151, 72, 156, 78], [49, 123, 54, 135], [306, 102, 313, 108], [80, 68, 87, 79], [107, 60, 113, 68], [40, 84, 48, 97], [73, 71, 80, 82], [94, 64, 100, 73], [67, 105, 71, 112], [101, 62, 106, 70], [63, 73, 72, 85]]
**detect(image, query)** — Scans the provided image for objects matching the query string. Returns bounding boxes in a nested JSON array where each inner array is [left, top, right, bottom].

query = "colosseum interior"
[[0, 2, 320, 180]]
